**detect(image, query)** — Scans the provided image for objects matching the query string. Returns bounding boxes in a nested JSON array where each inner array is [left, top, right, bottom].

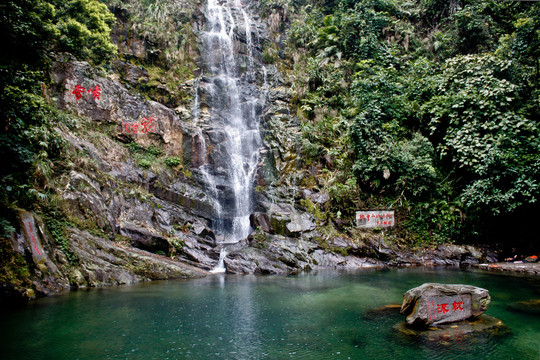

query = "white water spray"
[[198, 0, 262, 242], [209, 248, 227, 274]]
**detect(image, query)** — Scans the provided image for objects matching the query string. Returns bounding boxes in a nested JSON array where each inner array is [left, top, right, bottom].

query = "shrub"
[[165, 156, 181, 167], [137, 158, 152, 169]]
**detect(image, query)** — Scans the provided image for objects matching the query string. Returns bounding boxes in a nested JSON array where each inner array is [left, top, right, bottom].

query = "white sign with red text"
[[356, 210, 395, 228]]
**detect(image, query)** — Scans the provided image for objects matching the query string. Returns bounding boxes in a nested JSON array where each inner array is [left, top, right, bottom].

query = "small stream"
[[1, 268, 539, 359]]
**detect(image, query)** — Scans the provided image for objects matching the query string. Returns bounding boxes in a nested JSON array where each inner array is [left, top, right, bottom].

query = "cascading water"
[[193, 0, 265, 259], [209, 248, 227, 274]]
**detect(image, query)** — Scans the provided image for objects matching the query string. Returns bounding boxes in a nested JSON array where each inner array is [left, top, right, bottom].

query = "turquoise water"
[[1, 268, 539, 359]]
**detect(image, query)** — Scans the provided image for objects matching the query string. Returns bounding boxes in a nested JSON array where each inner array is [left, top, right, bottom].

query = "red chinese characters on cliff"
[[123, 116, 157, 134], [72, 84, 101, 101]]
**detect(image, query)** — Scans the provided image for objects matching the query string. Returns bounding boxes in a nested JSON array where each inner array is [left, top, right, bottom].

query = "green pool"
[[1, 267, 539, 359]]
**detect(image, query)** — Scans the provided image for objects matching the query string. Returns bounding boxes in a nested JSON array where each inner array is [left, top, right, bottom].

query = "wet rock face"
[[400, 283, 491, 327], [220, 234, 383, 275]]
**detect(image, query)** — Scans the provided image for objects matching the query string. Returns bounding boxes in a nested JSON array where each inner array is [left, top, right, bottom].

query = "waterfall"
[[194, 0, 264, 250], [209, 248, 227, 274]]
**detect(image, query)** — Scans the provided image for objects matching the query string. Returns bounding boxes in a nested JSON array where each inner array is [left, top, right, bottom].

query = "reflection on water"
[[0, 268, 539, 359]]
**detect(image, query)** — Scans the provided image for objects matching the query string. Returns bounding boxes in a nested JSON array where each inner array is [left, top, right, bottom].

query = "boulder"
[[285, 214, 316, 234], [69, 228, 207, 284], [400, 283, 491, 327], [308, 191, 330, 204], [266, 203, 316, 237], [225, 247, 292, 274], [191, 221, 216, 243], [250, 212, 272, 233]]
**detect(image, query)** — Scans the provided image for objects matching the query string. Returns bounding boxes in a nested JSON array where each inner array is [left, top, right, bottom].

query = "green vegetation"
[[43, 212, 79, 265], [0, 0, 117, 246], [165, 156, 181, 167], [169, 237, 184, 253], [252, 227, 270, 249], [0, 237, 31, 286], [126, 142, 169, 170], [54, 0, 117, 62], [100, 0, 198, 106], [269, 0, 539, 249]]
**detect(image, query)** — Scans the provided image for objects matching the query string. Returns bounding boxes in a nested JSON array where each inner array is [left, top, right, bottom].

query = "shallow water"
[[1, 268, 539, 359]]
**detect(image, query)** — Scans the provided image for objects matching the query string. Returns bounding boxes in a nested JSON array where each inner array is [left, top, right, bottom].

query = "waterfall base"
[[210, 247, 228, 273]]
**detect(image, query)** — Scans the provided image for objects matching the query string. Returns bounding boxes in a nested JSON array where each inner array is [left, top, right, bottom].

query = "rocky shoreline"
[[3, 208, 506, 302], [474, 262, 540, 276]]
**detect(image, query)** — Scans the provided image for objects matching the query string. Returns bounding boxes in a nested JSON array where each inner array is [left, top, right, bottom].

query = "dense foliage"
[[269, 0, 539, 249], [0, 0, 117, 235]]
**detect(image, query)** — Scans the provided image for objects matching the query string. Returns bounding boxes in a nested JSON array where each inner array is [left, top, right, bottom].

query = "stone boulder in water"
[[400, 283, 491, 327]]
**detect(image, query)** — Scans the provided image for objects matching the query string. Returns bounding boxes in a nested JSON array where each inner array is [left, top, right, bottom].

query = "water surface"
[[1, 268, 539, 359]]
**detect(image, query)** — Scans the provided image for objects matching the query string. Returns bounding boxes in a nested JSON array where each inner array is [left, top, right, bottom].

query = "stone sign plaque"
[[356, 210, 395, 228], [425, 295, 472, 324]]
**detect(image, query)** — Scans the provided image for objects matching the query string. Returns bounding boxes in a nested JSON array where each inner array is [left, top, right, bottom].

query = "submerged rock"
[[394, 315, 510, 343], [401, 283, 491, 327], [508, 299, 540, 316], [364, 304, 402, 320]]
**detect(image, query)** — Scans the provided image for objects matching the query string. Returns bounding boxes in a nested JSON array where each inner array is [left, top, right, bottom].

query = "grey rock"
[[474, 262, 540, 275], [250, 212, 272, 233], [285, 214, 316, 234], [267, 203, 315, 237], [225, 247, 291, 274], [308, 191, 330, 204], [178, 236, 219, 270], [191, 221, 216, 243], [16, 211, 70, 297], [69, 228, 207, 285], [400, 283, 491, 327], [119, 223, 170, 253]]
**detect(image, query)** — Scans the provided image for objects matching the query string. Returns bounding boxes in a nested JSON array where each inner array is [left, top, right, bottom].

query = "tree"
[[54, 0, 117, 63], [422, 54, 539, 238]]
